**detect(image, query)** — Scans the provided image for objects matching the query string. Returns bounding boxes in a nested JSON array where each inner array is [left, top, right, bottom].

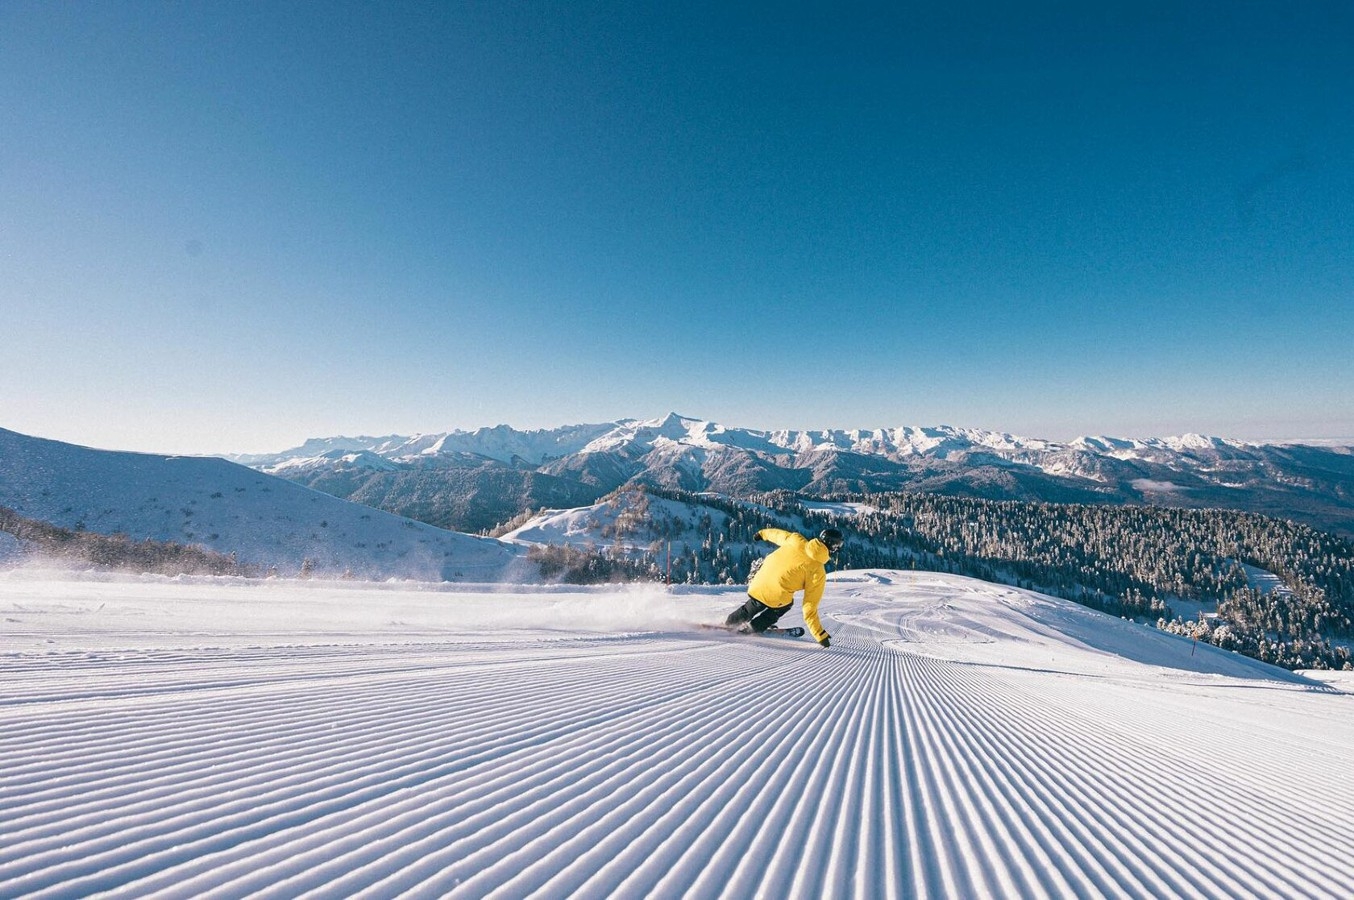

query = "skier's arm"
[[755, 528, 794, 546], [801, 568, 829, 644]]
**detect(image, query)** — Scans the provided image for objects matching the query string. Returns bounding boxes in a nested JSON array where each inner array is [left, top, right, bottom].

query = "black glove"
[[818, 635, 831, 648]]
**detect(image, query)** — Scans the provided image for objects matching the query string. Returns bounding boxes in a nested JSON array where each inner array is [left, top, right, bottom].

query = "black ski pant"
[[725, 596, 791, 632]]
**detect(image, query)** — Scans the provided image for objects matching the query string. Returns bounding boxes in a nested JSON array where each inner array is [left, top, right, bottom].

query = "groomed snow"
[[3, 569, 1353, 898]]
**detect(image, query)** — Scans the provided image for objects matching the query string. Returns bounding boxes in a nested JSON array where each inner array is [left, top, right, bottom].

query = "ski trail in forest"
[[3, 573, 1354, 898]]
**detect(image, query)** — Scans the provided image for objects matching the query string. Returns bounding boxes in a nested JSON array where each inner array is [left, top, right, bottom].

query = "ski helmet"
[[819, 527, 844, 553]]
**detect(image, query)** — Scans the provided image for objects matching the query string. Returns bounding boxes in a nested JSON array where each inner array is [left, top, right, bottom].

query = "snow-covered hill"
[[3, 569, 1352, 897], [500, 492, 745, 556], [0, 428, 524, 581]]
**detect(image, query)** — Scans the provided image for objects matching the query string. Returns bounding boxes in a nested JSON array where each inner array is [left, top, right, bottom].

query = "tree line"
[[0, 505, 252, 578]]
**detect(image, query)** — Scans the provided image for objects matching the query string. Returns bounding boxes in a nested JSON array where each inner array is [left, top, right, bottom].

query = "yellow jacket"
[[748, 528, 831, 642]]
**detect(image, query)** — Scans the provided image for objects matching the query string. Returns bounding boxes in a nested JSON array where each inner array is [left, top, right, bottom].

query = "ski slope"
[[3, 569, 1353, 899]]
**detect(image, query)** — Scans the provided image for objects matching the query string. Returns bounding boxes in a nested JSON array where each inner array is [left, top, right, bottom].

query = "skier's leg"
[[748, 601, 791, 633], [725, 597, 760, 628]]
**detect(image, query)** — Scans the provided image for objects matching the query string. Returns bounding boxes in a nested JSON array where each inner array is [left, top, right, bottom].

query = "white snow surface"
[[801, 500, 881, 517], [4, 569, 1353, 899]]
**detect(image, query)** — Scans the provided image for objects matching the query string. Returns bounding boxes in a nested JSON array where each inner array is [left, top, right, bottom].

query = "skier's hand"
[[818, 635, 831, 648]]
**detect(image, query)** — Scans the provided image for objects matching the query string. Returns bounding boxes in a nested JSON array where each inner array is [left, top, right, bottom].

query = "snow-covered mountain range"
[[5, 414, 1351, 585], [232, 413, 1354, 537], [0, 427, 526, 581]]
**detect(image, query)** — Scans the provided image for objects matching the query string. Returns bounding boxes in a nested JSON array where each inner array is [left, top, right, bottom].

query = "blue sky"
[[3, 1, 1351, 453]]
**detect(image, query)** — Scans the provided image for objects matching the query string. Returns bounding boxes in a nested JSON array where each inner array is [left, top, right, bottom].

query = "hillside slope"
[[3, 570, 1352, 898], [0, 428, 524, 581]]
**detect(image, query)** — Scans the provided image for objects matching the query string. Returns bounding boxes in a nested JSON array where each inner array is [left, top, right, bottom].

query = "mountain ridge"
[[226, 414, 1354, 537], [234, 412, 1346, 471]]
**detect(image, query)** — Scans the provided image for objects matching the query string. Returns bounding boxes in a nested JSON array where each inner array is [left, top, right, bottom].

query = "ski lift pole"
[[666, 540, 671, 588]]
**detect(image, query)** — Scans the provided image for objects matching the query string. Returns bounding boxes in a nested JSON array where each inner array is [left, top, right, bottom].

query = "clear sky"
[[3, 1, 1351, 454]]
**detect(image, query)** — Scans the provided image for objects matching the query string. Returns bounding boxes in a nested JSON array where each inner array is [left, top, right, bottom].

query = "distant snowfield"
[[500, 494, 737, 557], [801, 500, 881, 517], [4, 570, 1354, 899]]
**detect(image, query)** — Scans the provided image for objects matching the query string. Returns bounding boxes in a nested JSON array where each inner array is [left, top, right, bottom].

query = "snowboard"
[[700, 623, 806, 639]]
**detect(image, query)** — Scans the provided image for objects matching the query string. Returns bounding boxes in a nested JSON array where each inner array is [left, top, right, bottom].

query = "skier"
[[726, 527, 843, 647]]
